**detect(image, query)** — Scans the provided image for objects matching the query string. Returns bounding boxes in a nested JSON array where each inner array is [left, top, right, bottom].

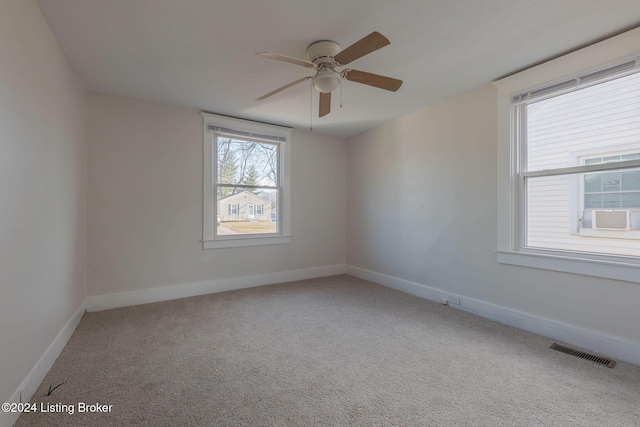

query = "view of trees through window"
[[215, 136, 278, 235]]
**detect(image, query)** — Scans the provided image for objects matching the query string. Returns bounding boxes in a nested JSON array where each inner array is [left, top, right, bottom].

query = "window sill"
[[496, 249, 640, 284], [203, 235, 291, 249], [574, 228, 640, 240]]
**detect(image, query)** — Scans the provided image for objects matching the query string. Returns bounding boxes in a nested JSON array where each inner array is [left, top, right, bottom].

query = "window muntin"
[[515, 64, 640, 258]]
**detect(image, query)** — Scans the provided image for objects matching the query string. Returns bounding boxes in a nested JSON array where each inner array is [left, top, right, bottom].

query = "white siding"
[[526, 72, 640, 256]]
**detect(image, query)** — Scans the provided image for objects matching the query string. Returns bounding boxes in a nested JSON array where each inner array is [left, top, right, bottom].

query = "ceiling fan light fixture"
[[312, 70, 341, 93]]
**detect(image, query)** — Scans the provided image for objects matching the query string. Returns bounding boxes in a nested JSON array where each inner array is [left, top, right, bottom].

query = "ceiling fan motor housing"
[[306, 41, 343, 93], [306, 40, 342, 65]]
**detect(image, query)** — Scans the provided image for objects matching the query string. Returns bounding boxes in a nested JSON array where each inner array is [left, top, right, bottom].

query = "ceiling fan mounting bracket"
[[306, 40, 342, 66]]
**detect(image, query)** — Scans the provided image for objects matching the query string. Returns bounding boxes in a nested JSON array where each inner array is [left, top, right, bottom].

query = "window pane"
[[621, 153, 640, 161], [621, 192, 640, 208], [525, 72, 640, 173], [217, 188, 277, 235], [584, 193, 602, 208], [602, 193, 621, 208], [622, 171, 640, 191], [216, 137, 278, 187], [584, 174, 601, 192], [601, 173, 621, 192], [603, 155, 621, 163], [525, 173, 640, 257], [526, 174, 571, 246], [584, 158, 602, 166]]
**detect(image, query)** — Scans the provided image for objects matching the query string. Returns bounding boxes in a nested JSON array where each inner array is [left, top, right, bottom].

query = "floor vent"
[[550, 343, 616, 368]]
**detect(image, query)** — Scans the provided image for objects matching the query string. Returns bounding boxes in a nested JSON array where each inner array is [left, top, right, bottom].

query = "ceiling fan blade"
[[333, 31, 390, 65], [255, 77, 311, 101], [256, 52, 316, 68], [319, 92, 331, 117], [343, 69, 402, 92]]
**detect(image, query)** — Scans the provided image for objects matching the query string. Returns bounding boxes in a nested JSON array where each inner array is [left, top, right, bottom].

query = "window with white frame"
[[495, 29, 640, 282], [514, 63, 640, 257], [202, 113, 291, 249]]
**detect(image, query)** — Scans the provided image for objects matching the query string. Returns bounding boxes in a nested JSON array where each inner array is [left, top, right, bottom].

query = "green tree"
[[217, 139, 238, 199], [242, 165, 260, 194]]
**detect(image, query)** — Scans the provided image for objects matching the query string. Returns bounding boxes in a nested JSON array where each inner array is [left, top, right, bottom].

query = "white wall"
[[0, 0, 87, 406], [87, 93, 346, 296], [346, 85, 640, 345]]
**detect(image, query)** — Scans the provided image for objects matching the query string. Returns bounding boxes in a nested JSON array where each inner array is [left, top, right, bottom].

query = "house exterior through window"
[[520, 67, 640, 256], [202, 113, 291, 249], [494, 30, 640, 283]]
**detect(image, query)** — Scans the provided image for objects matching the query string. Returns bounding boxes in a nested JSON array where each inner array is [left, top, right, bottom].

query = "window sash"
[[513, 61, 640, 254], [213, 132, 282, 237]]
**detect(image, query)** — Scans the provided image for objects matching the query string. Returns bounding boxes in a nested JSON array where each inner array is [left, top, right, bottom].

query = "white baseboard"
[[1, 301, 86, 427], [86, 264, 346, 312], [345, 265, 640, 366]]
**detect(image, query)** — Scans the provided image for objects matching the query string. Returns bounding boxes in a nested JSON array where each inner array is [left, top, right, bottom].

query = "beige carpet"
[[16, 275, 640, 426]]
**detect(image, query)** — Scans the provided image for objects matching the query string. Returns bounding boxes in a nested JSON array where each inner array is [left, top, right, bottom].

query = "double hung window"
[[495, 30, 640, 282], [513, 63, 640, 256], [202, 113, 291, 249]]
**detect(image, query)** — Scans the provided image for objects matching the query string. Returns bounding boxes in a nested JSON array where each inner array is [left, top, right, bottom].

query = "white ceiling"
[[37, 0, 640, 138]]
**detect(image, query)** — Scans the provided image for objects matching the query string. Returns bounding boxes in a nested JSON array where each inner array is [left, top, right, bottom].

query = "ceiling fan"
[[255, 31, 403, 118]]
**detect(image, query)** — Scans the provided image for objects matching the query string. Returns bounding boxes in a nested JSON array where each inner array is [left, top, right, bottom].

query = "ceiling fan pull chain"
[[309, 80, 313, 131], [340, 81, 343, 108]]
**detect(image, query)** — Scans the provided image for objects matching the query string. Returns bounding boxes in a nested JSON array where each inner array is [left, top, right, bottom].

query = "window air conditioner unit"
[[593, 210, 632, 230]]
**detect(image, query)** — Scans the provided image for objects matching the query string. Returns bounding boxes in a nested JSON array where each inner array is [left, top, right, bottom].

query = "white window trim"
[[202, 113, 292, 249], [493, 27, 640, 283]]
